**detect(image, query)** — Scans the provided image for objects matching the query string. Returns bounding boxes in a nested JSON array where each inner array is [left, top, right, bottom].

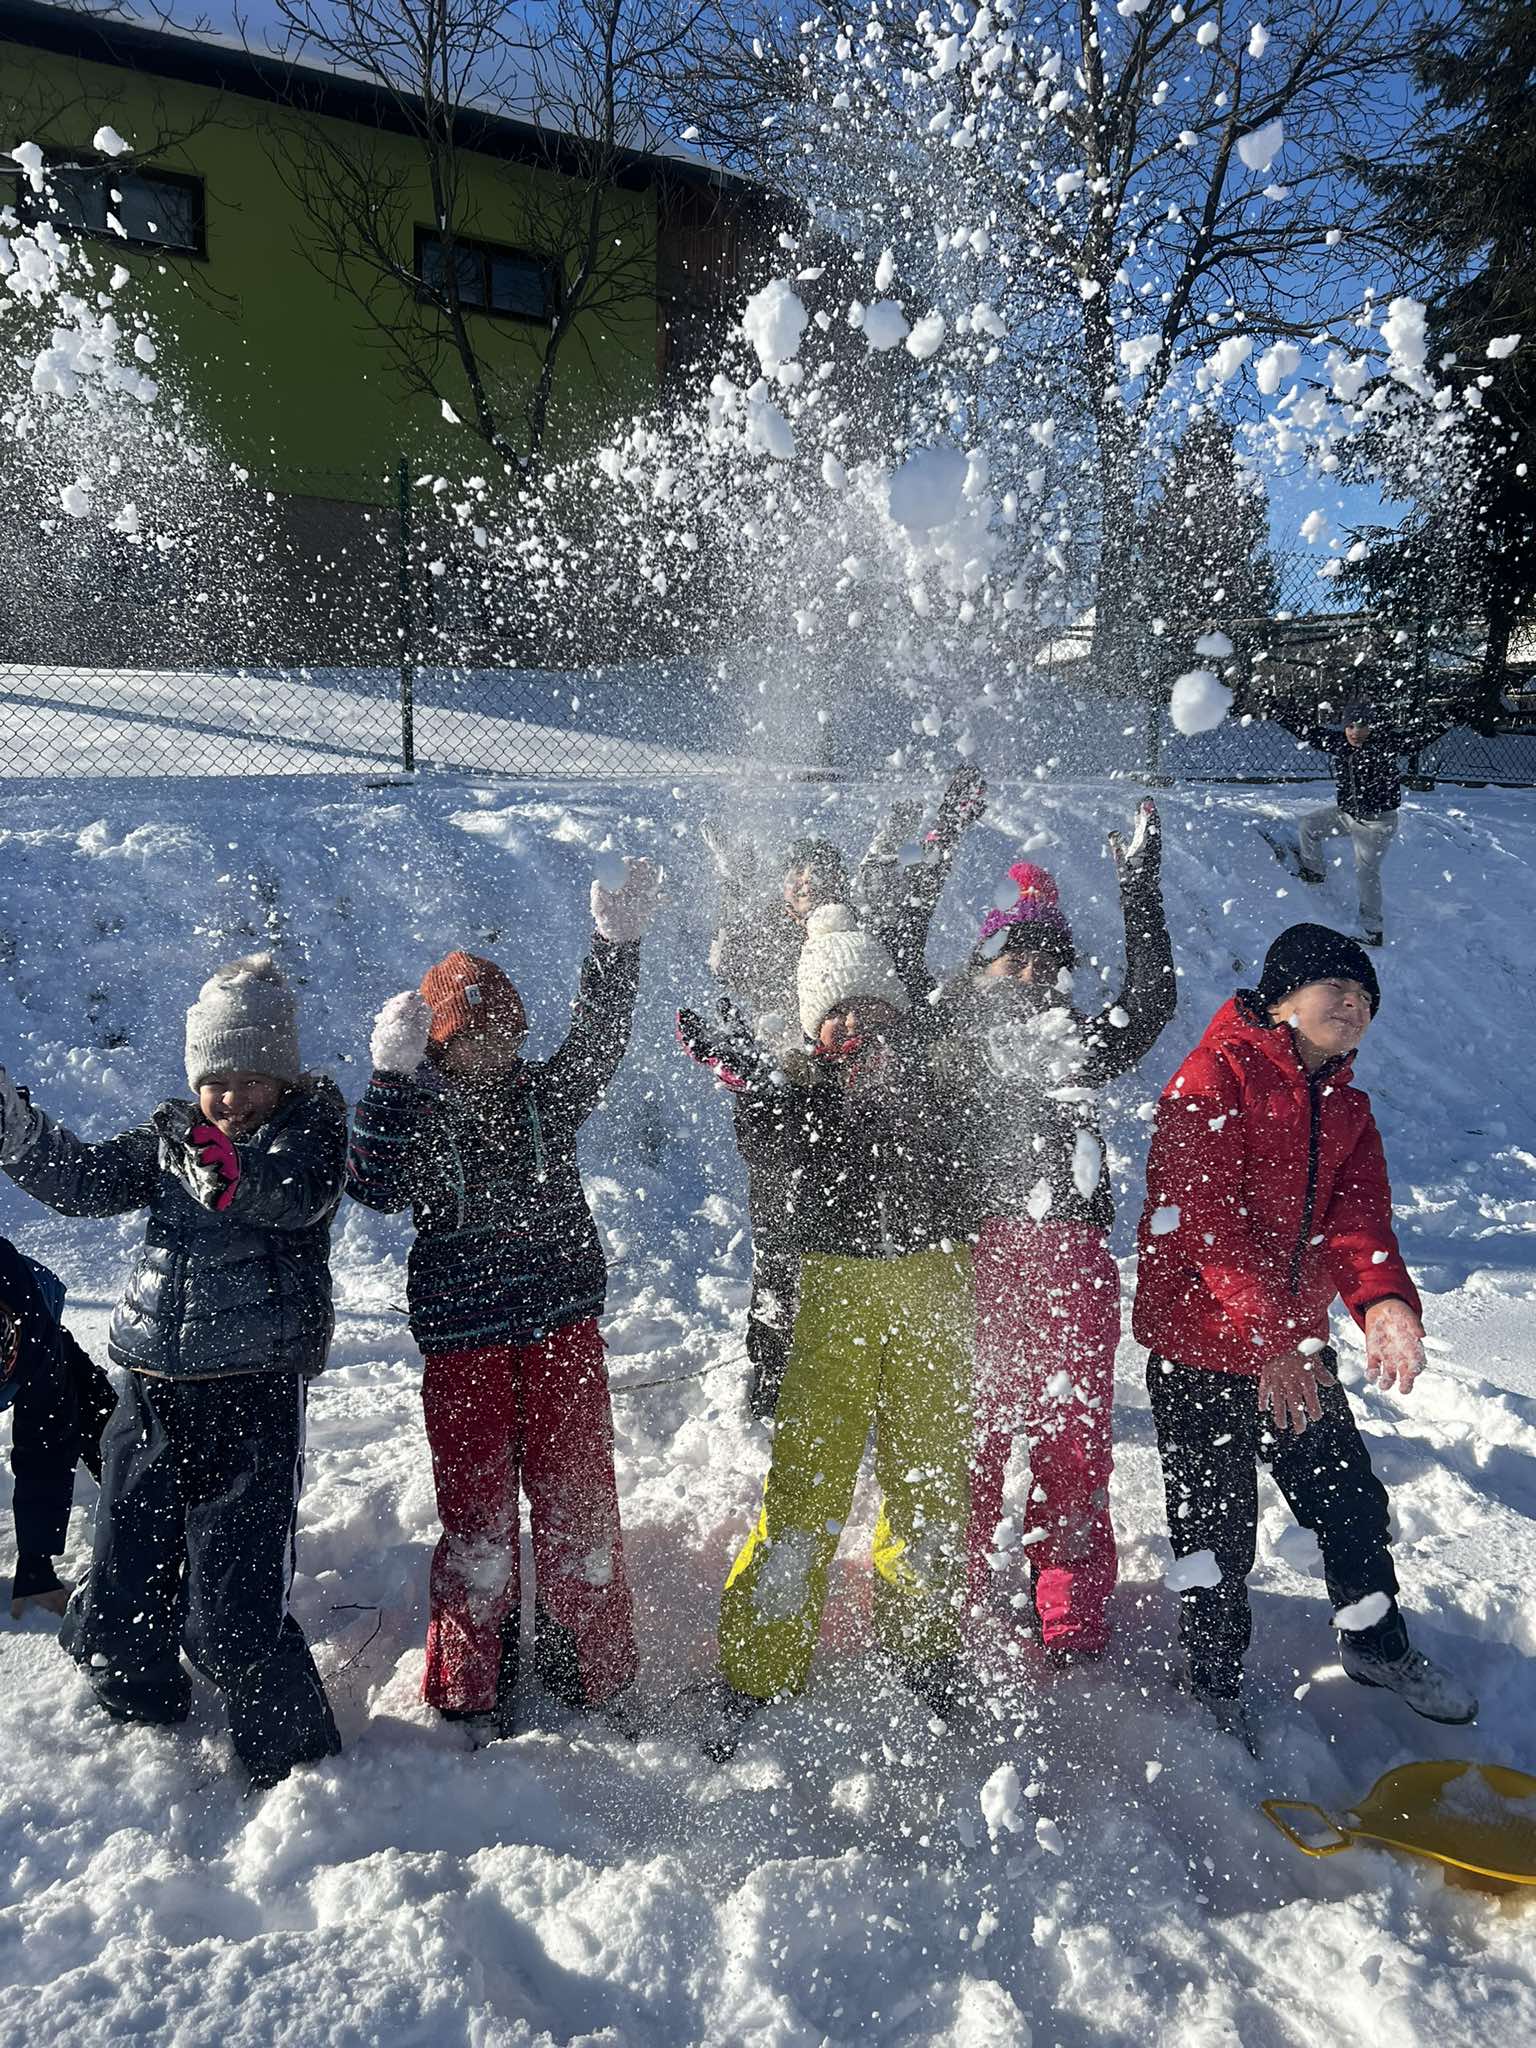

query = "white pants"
[[1298, 805, 1399, 931]]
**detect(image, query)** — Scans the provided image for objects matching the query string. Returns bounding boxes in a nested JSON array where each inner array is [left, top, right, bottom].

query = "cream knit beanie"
[[184, 953, 302, 1088], [796, 904, 911, 1037]]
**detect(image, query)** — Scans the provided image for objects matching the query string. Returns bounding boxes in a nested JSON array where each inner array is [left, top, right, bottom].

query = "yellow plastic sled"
[[1262, 1762, 1536, 1893]]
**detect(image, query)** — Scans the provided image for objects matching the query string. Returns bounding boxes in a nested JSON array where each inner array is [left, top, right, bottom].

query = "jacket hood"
[[1200, 994, 1357, 1088]]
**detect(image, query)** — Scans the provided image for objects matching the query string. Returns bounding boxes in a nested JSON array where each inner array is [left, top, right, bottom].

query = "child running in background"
[[347, 861, 659, 1737], [938, 800, 1174, 1657], [704, 903, 976, 1756], [702, 767, 987, 1418], [1134, 922, 1476, 1750], [0, 955, 345, 1788], [1, 1235, 117, 1617]]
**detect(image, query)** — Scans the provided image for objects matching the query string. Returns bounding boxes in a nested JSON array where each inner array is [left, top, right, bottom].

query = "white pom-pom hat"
[[796, 904, 911, 1037]]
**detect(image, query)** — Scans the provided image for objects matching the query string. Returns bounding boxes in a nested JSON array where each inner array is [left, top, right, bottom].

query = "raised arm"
[[875, 765, 988, 1011], [542, 861, 659, 1124], [1081, 800, 1177, 1086], [1, 1069, 157, 1217], [346, 993, 434, 1215]]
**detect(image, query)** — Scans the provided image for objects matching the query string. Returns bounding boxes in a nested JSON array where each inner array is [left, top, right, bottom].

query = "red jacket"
[[1132, 995, 1419, 1376]]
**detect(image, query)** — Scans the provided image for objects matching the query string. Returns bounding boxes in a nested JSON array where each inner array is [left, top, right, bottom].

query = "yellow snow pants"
[[719, 1247, 973, 1701]]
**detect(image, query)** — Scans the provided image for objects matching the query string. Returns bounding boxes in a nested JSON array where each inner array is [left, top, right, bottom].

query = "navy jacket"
[[1280, 714, 1450, 817], [346, 936, 639, 1356], [4, 1080, 347, 1381]]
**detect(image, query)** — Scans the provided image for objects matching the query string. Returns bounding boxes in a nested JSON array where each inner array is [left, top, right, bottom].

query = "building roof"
[[0, 0, 753, 198]]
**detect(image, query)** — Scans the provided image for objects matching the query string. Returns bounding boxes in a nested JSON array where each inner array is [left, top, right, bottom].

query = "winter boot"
[[899, 1654, 965, 1723], [1195, 1687, 1260, 1758], [1339, 1637, 1476, 1724], [698, 1677, 767, 1762]]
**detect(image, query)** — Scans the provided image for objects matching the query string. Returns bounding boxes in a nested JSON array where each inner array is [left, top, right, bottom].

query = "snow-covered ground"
[[0, 771, 1533, 2046]]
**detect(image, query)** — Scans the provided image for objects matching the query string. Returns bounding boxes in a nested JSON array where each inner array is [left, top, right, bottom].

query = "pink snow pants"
[[969, 1217, 1121, 1651], [420, 1317, 637, 1713]]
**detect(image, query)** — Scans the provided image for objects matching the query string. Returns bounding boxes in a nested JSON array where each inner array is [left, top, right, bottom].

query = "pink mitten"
[[1364, 1298, 1425, 1396], [187, 1122, 241, 1211]]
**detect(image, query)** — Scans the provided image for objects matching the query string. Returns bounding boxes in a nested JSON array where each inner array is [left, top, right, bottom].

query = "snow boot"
[[1193, 1686, 1260, 1757], [1339, 1638, 1477, 1724], [698, 1678, 767, 1762], [899, 1654, 965, 1723]]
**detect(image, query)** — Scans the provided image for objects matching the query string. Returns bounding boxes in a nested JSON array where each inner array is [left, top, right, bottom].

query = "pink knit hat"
[[977, 862, 1074, 954]]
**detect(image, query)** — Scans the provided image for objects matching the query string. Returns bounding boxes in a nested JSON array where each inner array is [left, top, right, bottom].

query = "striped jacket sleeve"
[[345, 1071, 425, 1214]]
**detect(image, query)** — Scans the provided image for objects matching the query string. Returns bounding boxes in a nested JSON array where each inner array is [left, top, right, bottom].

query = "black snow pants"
[[1146, 1351, 1404, 1699], [60, 1369, 340, 1785], [3, 1238, 116, 1570]]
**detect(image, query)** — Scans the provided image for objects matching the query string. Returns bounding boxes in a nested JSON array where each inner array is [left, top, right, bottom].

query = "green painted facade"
[[2, 30, 663, 502]]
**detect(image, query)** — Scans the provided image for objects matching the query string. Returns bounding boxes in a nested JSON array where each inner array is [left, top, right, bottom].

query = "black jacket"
[[934, 865, 1175, 1229], [346, 936, 639, 1354], [734, 1037, 973, 1260], [1279, 714, 1450, 817], [4, 1080, 346, 1380]]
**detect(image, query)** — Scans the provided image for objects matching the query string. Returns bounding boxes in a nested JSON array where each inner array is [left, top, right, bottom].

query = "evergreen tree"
[[1134, 416, 1278, 693], [1357, 1, 1536, 717]]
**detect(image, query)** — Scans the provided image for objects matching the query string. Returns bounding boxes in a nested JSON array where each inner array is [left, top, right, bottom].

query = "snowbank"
[[1, 774, 1534, 2045]]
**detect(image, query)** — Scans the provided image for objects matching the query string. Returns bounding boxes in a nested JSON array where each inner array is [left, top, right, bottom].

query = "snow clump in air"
[[1169, 671, 1233, 736]]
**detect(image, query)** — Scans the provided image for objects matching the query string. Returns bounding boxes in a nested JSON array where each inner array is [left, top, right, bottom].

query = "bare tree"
[[259, 0, 714, 464], [670, 0, 1424, 691]]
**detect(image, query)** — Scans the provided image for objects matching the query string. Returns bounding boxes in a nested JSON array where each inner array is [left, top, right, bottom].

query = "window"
[[416, 229, 558, 323], [4, 158, 205, 257]]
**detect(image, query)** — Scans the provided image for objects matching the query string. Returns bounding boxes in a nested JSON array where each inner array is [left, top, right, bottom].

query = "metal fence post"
[[397, 455, 416, 773]]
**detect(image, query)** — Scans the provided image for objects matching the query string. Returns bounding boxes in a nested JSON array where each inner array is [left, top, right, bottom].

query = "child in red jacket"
[[1134, 923, 1474, 1748]]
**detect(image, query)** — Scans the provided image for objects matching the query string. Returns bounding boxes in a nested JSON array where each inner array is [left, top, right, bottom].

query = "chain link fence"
[[2, 467, 1533, 787]]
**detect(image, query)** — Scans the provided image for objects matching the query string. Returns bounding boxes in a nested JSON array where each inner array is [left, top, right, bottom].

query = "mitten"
[[592, 858, 662, 944], [1364, 1297, 1425, 1395], [932, 764, 988, 848], [1108, 797, 1162, 888], [700, 819, 757, 886], [184, 1122, 241, 1211], [867, 798, 926, 861], [371, 990, 433, 1075], [0, 1067, 45, 1166]]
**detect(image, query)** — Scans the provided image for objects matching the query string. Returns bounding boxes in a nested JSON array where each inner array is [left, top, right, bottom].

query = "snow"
[[904, 311, 947, 360], [739, 279, 808, 374], [1486, 334, 1522, 360], [1332, 1591, 1393, 1633], [92, 125, 131, 158], [1149, 1204, 1181, 1237], [861, 299, 911, 351], [1, 774, 1535, 2041], [1168, 669, 1233, 736], [1236, 119, 1285, 173], [1165, 1550, 1224, 1592], [887, 443, 968, 533]]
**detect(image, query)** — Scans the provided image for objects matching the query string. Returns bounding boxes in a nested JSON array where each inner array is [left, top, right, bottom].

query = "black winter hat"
[[783, 835, 848, 891], [1256, 922, 1380, 1015]]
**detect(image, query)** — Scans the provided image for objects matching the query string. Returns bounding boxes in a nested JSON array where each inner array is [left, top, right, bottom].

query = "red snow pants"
[[420, 1317, 637, 1714], [969, 1217, 1121, 1651]]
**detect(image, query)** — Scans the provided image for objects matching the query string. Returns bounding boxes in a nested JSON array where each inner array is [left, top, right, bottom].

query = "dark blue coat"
[[4, 1080, 346, 1380]]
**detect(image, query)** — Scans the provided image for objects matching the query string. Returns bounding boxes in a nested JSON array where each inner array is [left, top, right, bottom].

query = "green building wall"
[[2, 34, 662, 503]]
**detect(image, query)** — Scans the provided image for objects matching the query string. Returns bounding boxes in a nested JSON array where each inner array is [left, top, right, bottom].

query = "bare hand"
[[1258, 1347, 1337, 1435], [1364, 1298, 1425, 1397]]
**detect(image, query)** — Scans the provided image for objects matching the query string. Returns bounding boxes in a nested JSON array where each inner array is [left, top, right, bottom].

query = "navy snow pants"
[[61, 1369, 340, 1785]]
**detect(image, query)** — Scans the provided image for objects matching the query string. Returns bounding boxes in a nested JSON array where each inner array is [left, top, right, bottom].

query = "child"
[[703, 768, 986, 1418], [0, 955, 345, 1787], [707, 903, 976, 1753], [346, 861, 659, 1735], [1134, 922, 1475, 1747], [1, 1235, 117, 1617], [939, 801, 1174, 1655]]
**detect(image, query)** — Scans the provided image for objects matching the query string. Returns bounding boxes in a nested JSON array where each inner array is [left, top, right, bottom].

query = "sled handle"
[[1260, 1799, 1353, 1857]]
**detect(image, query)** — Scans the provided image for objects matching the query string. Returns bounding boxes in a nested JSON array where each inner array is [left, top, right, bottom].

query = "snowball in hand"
[[1169, 670, 1233, 736]]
